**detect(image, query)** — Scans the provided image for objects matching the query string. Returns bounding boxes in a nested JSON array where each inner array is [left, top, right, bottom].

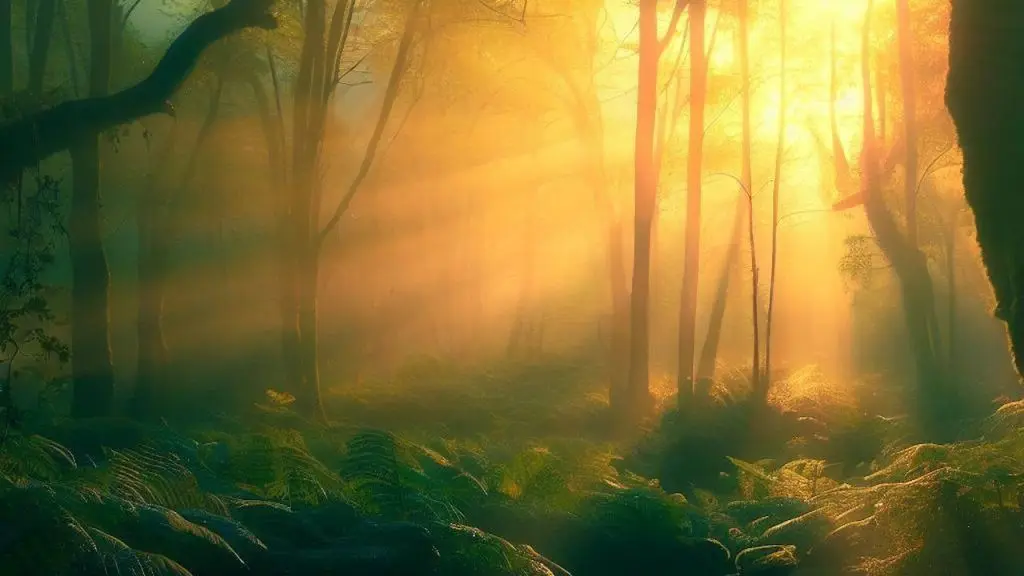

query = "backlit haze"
[[109, 0, 1009, 403]]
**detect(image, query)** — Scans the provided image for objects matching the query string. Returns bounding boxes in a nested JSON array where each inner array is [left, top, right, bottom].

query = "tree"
[[28, 0, 56, 95], [627, 0, 688, 418], [67, 0, 117, 418], [695, 1, 755, 393], [762, 0, 786, 398], [258, 0, 422, 421], [946, 0, 1024, 382], [855, 0, 947, 437], [675, 0, 708, 409], [0, 0, 278, 177], [0, 0, 10, 94], [132, 73, 226, 415], [0, 0, 277, 415], [526, 0, 629, 413]]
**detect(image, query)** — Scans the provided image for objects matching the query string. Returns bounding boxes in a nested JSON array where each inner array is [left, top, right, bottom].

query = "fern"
[[340, 428, 469, 523], [105, 445, 227, 514]]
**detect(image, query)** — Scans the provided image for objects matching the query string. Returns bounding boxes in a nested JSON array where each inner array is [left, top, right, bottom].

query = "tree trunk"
[[249, 56, 304, 402], [762, 0, 786, 401], [607, 216, 630, 409], [736, 0, 760, 393], [945, 214, 957, 374], [895, 0, 918, 246], [284, 0, 417, 421], [860, 0, 948, 438], [626, 0, 660, 415], [946, 0, 1024, 382], [676, 0, 707, 409], [695, 196, 744, 385], [508, 187, 538, 360], [295, 250, 324, 420], [0, 0, 278, 179], [133, 150, 172, 415], [24, 0, 35, 57], [133, 79, 223, 415], [0, 0, 12, 94], [69, 0, 115, 419], [28, 0, 56, 94], [57, 0, 81, 97]]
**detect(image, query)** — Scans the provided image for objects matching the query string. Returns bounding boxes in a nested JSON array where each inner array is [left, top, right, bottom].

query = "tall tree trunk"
[[251, 53, 302, 402], [289, 0, 327, 421], [947, 0, 1024, 383], [695, 197, 744, 384], [132, 130, 176, 416], [508, 186, 538, 360], [945, 212, 957, 374], [0, 0, 12, 94], [859, 0, 947, 438], [259, 48, 304, 403], [876, 52, 886, 145], [70, 0, 115, 419], [57, 0, 80, 97], [735, 0, 760, 392], [895, 0, 918, 246], [133, 79, 223, 415], [28, 0, 56, 94], [285, 0, 415, 421], [676, 0, 707, 409], [24, 0, 35, 58], [762, 0, 787, 399], [607, 216, 630, 408], [627, 0, 660, 414]]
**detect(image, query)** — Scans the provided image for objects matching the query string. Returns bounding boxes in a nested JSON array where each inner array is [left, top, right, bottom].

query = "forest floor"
[[2, 356, 1024, 575]]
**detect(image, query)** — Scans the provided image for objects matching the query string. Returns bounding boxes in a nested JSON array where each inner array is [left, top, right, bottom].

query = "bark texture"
[[946, 0, 1024, 382]]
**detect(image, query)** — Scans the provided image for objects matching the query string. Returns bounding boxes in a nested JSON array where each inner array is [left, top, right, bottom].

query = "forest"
[[0, 0, 1022, 574]]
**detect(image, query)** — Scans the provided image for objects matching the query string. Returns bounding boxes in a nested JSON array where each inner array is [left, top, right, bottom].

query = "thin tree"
[[0, 0, 10, 95], [740, 0, 759, 392], [626, 0, 689, 417], [855, 0, 948, 438], [264, 0, 422, 421], [675, 0, 708, 409], [695, 0, 753, 391], [68, 0, 117, 418], [762, 0, 786, 397], [28, 0, 56, 95], [132, 77, 225, 416]]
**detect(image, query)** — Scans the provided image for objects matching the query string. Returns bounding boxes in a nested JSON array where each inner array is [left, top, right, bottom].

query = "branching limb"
[[0, 0, 277, 179]]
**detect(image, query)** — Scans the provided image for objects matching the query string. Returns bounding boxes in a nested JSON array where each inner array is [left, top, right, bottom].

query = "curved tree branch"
[[0, 0, 277, 178]]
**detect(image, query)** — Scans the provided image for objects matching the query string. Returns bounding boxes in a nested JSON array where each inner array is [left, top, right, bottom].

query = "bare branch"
[[123, 0, 144, 26], [658, 0, 690, 55], [318, 0, 420, 243]]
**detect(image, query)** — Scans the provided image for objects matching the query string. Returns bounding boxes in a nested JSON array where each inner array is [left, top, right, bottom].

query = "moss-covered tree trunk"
[[69, 0, 115, 418], [946, 0, 1024, 384]]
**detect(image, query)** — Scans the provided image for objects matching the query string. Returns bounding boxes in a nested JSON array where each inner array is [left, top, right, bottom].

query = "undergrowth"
[[2, 359, 1023, 575]]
